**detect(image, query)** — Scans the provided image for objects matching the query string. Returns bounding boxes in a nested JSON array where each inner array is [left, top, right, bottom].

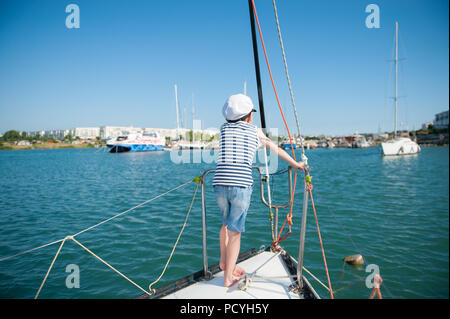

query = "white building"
[[99, 126, 143, 140], [27, 131, 45, 138], [144, 128, 191, 140], [26, 126, 219, 142], [44, 129, 71, 139], [433, 110, 449, 130], [142, 128, 218, 141], [70, 127, 100, 140]]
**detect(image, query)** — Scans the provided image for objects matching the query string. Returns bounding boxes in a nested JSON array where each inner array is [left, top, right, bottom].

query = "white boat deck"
[[163, 251, 307, 299]]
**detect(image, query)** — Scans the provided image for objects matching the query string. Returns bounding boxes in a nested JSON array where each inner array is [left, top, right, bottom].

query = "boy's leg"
[[220, 225, 245, 276], [224, 229, 241, 287], [222, 186, 252, 287], [215, 186, 230, 272], [219, 225, 228, 271]]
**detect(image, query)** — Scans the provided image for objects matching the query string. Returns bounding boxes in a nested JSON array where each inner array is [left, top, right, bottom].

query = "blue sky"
[[0, 0, 448, 136]]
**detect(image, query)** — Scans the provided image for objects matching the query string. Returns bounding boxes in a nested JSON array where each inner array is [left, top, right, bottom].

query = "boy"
[[213, 94, 304, 287]]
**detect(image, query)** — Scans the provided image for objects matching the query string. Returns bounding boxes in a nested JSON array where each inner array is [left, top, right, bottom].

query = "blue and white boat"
[[280, 137, 297, 150], [107, 132, 165, 153], [280, 142, 297, 150]]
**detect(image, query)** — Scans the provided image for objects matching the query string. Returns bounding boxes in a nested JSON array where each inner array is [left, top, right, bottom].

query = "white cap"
[[222, 94, 256, 121]]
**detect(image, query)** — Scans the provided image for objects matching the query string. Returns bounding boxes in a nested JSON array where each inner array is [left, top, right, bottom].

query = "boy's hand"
[[295, 161, 305, 171]]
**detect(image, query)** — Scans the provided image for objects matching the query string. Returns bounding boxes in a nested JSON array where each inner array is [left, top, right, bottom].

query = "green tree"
[[2, 130, 21, 141]]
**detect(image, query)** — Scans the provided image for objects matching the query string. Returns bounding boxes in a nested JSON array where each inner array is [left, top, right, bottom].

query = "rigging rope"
[[273, 4, 390, 292], [73, 180, 194, 237], [33, 180, 200, 298], [307, 182, 334, 298], [34, 237, 67, 299], [311, 185, 395, 299], [34, 235, 151, 299], [250, 0, 335, 298], [249, 0, 298, 249], [0, 238, 65, 263], [289, 255, 330, 292], [271, 0, 305, 155], [71, 236, 151, 297], [148, 182, 199, 294], [0, 180, 194, 263]]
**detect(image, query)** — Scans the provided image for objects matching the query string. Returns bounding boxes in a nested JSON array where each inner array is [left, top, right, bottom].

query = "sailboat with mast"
[[3, 1, 377, 301], [381, 22, 421, 156]]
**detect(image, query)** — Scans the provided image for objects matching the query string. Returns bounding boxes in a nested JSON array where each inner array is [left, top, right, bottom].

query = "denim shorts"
[[213, 185, 253, 233]]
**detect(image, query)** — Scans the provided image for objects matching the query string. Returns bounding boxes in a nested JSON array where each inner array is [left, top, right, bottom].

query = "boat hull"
[[281, 143, 297, 150], [109, 144, 164, 153], [381, 138, 421, 156]]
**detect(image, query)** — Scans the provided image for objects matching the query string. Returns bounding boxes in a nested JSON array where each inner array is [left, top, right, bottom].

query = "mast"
[[174, 84, 180, 139], [248, 0, 267, 132], [249, 0, 277, 248], [191, 93, 195, 130], [394, 21, 398, 138]]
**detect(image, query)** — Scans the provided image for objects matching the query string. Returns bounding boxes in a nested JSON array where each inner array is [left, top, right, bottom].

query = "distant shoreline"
[[1, 143, 448, 151], [0, 143, 97, 151]]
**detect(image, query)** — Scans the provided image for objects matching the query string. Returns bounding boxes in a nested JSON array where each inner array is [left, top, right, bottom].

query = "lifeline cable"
[[0, 179, 194, 263]]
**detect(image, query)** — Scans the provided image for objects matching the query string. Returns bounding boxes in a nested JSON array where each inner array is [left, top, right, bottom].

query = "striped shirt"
[[213, 121, 260, 187]]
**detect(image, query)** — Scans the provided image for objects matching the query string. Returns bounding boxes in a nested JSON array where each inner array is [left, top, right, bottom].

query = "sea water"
[[0, 147, 448, 298]]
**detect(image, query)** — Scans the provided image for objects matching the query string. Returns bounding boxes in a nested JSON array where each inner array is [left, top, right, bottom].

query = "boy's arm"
[[257, 128, 304, 170]]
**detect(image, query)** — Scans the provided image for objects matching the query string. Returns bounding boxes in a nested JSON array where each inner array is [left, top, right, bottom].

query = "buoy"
[[343, 254, 364, 265]]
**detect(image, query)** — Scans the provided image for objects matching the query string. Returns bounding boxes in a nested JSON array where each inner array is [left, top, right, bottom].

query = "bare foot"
[[224, 275, 240, 287], [233, 265, 246, 277], [220, 263, 245, 278]]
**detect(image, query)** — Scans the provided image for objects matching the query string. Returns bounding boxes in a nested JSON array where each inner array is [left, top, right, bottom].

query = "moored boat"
[[381, 136, 421, 156], [280, 142, 297, 150], [177, 141, 207, 150], [108, 132, 165, 153], [380, 22, 420, 156]]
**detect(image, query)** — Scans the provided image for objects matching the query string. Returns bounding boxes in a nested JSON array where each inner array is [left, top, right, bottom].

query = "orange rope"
[[307, 182, 334, 299], [250, 0, 298, 247], [250, 0, 335, 299], [369, 288, 383, 299], [369, 274, 383, 299]]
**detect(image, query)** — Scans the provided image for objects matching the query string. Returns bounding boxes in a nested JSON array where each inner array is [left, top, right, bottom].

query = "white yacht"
[[381, 22, 420, 156], [381, 136, 421, 156]]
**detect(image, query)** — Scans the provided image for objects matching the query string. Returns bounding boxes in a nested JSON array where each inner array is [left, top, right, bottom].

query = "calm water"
[[0, 146, 448, 299]]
